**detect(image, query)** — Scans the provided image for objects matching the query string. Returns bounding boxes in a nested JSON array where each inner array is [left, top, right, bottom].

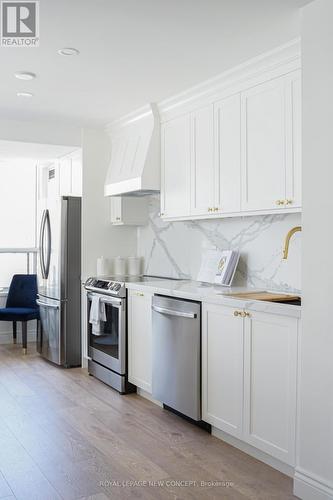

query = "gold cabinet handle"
[[135, 292, 144, 297], [234, 310, 243, 317], [208, 207, 212, 212], [276, 200, 284, 206], [234, 310, 251, 318], [214, 207, 219, 212], [284, 199, 293, 205], [116, 217, 121, 221]]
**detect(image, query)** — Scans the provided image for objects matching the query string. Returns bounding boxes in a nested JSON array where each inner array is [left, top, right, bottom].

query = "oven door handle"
[[87, 293, 122, 307], [100, 299, 122, 308]]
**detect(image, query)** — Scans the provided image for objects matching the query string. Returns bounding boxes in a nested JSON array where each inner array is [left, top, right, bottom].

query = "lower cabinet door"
[[243, 311, 298, 466], [128, 290, 153, 393], [202, 303, 244, 438]]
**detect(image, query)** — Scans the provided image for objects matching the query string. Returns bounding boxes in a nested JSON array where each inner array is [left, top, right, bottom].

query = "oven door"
[[87, 293, 126, 375]]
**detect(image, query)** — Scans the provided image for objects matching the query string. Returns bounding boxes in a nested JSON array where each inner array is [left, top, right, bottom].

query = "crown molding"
[[158, 38, 301, 121]]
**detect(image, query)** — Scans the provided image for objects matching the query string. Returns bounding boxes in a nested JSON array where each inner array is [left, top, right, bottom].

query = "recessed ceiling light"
[[17, 92, 33, 98], [57, 47, 79, 56], [14, 71, 36, 80]]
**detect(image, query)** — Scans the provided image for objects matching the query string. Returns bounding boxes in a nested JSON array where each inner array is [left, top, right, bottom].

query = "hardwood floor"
[[0, 344, 297, 500]]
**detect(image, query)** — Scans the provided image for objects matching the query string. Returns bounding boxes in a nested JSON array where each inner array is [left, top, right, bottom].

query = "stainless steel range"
[[84, 275, 165, 394]]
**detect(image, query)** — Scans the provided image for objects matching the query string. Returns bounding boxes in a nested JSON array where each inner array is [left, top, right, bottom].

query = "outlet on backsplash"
[[138, 196, 301, 293]]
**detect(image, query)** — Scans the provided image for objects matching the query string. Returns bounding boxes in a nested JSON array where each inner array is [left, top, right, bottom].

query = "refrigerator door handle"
[[36, 299, 60, 309], [39, 210, 47, 279], [44, 210, 51, 279]]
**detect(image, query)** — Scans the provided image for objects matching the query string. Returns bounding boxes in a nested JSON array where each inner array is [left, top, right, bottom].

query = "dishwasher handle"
[[152, 304, 197, 319]]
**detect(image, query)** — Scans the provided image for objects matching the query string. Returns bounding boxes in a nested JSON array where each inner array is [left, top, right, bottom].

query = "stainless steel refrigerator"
[[37, 196, 81, 367]]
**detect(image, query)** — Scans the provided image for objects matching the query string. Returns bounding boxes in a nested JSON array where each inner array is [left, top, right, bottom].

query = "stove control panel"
[[84, 277, 126, 297]]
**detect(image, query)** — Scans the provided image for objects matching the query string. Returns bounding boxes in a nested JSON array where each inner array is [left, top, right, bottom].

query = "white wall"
[[81, 128, 137, 280], [294, 1, 333, 499], [81, 128, 137, 364]]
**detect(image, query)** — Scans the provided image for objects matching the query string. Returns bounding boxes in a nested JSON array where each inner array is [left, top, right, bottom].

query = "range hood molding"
[[104, 103, 160, 197]]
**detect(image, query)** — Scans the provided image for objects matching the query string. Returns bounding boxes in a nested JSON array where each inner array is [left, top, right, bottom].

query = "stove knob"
[[114, 284, 121, 291]]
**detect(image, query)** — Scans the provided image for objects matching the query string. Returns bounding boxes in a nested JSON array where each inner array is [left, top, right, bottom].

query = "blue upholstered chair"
[[0, 274, 39, 354]]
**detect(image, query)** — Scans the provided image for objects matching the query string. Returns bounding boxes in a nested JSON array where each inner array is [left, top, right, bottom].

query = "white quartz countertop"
[[126, 279, 301, 318]]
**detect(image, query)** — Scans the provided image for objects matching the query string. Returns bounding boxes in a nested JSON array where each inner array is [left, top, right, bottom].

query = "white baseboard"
[[136, 388, 163, 407], [294, 468, 333, 500], [212, 427, 294, 478]]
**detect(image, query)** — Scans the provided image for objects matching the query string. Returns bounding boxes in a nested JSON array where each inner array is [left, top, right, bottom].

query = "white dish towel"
[[89, 295, 106, 335]]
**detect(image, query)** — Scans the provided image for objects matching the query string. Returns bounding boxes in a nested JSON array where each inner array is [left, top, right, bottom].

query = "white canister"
[[97, 256, 110, 276], [114, 256, 126, 275], [127, 257, 142, 276]]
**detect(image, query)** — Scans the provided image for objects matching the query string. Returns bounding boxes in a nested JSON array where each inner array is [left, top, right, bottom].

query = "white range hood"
[[104, 103, 160, 197]]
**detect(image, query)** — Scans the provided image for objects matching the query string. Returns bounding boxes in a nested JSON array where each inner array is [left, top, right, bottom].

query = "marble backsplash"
[[137, 196, 301, 293]]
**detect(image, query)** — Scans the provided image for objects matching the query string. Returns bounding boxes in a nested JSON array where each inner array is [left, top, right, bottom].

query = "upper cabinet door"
[[161, 115, 191, 218], [70, 151, 82, 197], [190, 105, 215, 216], [110, 196, 122, 224], [214, 94, 241, 214], [241, 76, 288, 212], [285, 71, 302, 209]]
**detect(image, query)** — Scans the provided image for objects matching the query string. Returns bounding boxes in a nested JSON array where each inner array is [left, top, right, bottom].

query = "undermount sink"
[[224, 291, 301, 306]]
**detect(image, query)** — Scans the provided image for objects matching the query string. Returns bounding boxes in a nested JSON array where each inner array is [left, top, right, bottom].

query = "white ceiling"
[[0, 0, 307, 127], [0, 140, 77, 161]]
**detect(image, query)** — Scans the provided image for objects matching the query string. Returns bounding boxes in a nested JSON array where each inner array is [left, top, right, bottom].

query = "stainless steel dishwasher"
[[152, 295, 201, 421]]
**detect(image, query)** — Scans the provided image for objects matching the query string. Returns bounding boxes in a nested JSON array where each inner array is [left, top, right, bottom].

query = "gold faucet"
[[283, 226, 302, 259]]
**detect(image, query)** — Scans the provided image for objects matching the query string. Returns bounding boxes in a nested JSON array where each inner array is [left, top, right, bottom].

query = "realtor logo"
[[1, 1, 39, 46]]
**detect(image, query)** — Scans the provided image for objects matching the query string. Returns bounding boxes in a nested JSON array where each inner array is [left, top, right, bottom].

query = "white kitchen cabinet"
[[128, 289, 153, 393], [243, 310, 298, 465], [214, 94, 241, 214], [190, 105, 215, 216], [37, 162, 60, 202], [70, 151, 83, 196], [202, 303, 244, 438], [59, 151, 82, 197], [161, 114, 191, 218], [202, 302, 298, 465], [286, 71, 302, 209], [110, 196, 148, 225], [241, 71, 301, 212]]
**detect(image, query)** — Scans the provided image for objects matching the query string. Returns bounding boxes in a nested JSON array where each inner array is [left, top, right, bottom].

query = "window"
[[0, 160, 37, 288]]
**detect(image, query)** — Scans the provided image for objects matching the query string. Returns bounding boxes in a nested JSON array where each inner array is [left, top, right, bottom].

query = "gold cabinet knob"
[[160, 212, 165, 216], [214, 207, 219, 212], [284, 199, 293, 205], [234, 310, 251, 318], [208, 207, 212, 212], [135, 292, 144, 297], [276, 200, 284, 206]]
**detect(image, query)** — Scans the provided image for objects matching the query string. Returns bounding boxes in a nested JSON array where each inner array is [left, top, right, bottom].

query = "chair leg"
[[13, 321, 17, 344], [22, 321, 27, 355]]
